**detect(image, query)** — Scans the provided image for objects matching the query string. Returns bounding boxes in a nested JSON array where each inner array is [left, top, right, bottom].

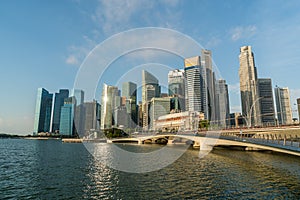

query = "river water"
[[0, 139, 300, 199]]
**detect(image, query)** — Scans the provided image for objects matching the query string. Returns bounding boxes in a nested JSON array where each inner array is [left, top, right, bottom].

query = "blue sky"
[[1, 0, 300, 134]]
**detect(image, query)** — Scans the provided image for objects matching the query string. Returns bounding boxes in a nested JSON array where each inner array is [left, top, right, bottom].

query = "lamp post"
[[246, 97, 263, 128]]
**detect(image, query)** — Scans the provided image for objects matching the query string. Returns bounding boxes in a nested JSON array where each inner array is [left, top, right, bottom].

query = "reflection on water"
[[0, 139, 300, 199]]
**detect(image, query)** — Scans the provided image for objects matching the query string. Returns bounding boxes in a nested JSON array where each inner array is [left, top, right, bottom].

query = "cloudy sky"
[[1, 0, 300, 134]]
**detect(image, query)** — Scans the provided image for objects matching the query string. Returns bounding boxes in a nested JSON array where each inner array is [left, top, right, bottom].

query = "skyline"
[[1, 0, 300, 134]]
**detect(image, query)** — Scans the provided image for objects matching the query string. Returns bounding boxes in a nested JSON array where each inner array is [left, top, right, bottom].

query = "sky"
[[1, 0, 300, 135]]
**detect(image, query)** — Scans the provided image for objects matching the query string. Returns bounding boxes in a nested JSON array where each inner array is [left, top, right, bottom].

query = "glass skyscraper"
[[258, 78, 275, 126], [122, 82, 137, 128], [274, 87, 293, 125], [52, 89, 69, 133], [168, 69, 185, 112], [101, 84, 119, 129], [33, 88, 53, 135], [59, 96, 76, 136]]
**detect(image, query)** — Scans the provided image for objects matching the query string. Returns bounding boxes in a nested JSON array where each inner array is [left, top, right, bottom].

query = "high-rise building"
[[258, 79, 275, 126], [168, 69, 185, 112], [274, 87, 293, 125], [84, 100, 101, 136], [101, 84, 119, 129], [184, 56, 201, 112], [33, 88, 53, 135], [71, 89, 84, 106], [71, 89, 85, 136], [142, 70, 160, 129], [59, 96, 76, 136], [215, 80, 230, 128], [201, 49, 215, 121], [297, 98, 300, 122], [122, 82, 137, 128], [239, 46, 261, 127], [149, 97, 170, 130], [52, 89, 69, 133]]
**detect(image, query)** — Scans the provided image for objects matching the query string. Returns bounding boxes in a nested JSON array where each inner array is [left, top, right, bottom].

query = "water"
[[0, 139, 300, 199]]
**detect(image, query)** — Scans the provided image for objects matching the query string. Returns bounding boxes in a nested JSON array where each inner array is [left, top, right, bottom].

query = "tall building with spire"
[[142, 70, 160, 129], [239, 46, 261, 127]]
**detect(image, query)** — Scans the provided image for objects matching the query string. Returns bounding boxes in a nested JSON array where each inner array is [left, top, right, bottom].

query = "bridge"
[[107, 133, 300, 157]]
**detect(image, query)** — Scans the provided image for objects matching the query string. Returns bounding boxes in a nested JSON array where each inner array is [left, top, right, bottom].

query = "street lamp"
[[246, 97, 263, 128]]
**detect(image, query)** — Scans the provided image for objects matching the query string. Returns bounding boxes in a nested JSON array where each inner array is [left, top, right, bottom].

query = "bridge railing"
[[220, 132, 300, 152]]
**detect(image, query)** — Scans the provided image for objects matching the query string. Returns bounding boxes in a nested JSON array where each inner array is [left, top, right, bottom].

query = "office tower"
[[149, 97, 171, 130], [71, 89, 84, 106], [122, 82, 137, 128], [168, 69, 185, 111], [84, 100, 101, 135], [297, 98, 300, 121], [215, 80, 230, 128], [239, 46, 261, 127], [274, 87, 293, 125], [52, 89, 69, 133], [33, 88, 53, 135], [101, 84, 119, 129], [184, 56, 201, 112], [71, 89, 85, 136], [201, 49, 215, 121], [142, 70, 160, 129], [258, 79, 275, 126], [59, 96, 76, 136]]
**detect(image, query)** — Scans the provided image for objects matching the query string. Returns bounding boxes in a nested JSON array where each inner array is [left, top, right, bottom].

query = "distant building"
[[184, 56, 201, 112], [229, 113, 244, 128], [101, 84, 119, 129], [258, 78, 275, 126], [274, 87, 293, 125], [52, 89, 69, 133], [33, 88, 53, 135], [71, 89, 84, 106], [154, 111, 204, 132], [142, 70, 161, 129], [59, 96, 76, 136], [239, 46, 261, 127], [168, 69, 185, 112], [149, 97, 171, 129], [297, 98, 300, 122], [83, 100, 101, 136], [122, 82, 137, 128], [215, 80, 230, 128]]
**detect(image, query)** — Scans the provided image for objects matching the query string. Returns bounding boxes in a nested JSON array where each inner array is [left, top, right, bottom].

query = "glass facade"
[[33, 88, 53, 135], [59, 97, 76, 136], [52, 89, 69, 132]]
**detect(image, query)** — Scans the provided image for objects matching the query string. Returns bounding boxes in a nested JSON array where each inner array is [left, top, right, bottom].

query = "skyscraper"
[[71, 89, 84, 106], [33, 88, 53, 135], [142, 70, 160, 129], [184, 56, 201, 112], [84, 100, 101, 135], [297, 98, 300, 122], [239, 46, 261, 127], [52, 89, 69, 133], [201, 49, 215, 121], [215, 79, 230, 128], [168, 69, 185, 112], [71, 89, 85, 136], [101, 84, 119, 129], [258, 78, 275, 126], [274, 87, 293, 125], [59, 96, 76, 136], [122, 82, 137, 128]]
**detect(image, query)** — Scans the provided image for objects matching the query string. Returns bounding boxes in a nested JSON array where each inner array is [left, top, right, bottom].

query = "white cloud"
[[66, 55, 79, 65], [230, 25, 257, 41]]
